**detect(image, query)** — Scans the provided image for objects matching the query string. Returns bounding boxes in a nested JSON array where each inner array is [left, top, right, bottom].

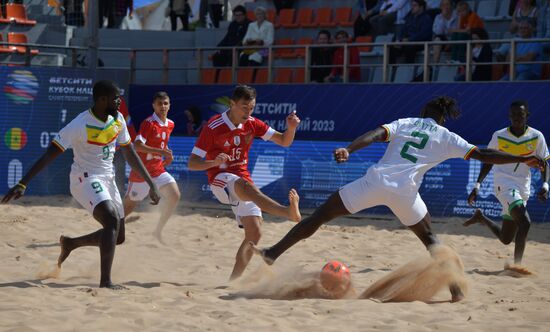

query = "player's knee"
[[244, 224, 262, 243]]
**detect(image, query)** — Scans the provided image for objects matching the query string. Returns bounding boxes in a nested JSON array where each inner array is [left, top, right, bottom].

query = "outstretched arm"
[[120, 143, 160, 205], [269, 111, 300, 147], [334, 127, 388, 163], [469, 148, 543, 168], [1, 143, 64, 203]]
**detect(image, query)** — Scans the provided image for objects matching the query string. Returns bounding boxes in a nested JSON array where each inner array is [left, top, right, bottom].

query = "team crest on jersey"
[[162, 132, 166, 139], [233, 136, 241, 146]]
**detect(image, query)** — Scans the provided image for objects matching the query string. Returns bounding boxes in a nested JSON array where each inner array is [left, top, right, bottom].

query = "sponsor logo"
[[4, 70, 39, 104]]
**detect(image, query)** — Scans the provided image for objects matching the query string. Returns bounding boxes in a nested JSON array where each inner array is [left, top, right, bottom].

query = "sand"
[[1, 195, 550, 331]]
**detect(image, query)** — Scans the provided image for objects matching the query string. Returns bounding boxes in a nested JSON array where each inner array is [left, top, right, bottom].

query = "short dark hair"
[[318, 30, 331, 39], [231, 84, 257, 101], [423, 96, 461, 120], [335, 30, 349, 39], [233, 5, 246, 15], [413, 0, 427, 9], [153, 91, 169, 102], [470, 28, 489, 40], [93, 80, 119, 102], [510, 100, 529, 114]]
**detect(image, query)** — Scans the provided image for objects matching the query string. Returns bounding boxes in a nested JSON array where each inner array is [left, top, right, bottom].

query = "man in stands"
[[212, 5, 250, 67]]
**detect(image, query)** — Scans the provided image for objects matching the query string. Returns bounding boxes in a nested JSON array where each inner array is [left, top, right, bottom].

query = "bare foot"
[[463, 209, 484, 227], [99, 281, 129, 290], [57, 235, 72, 268], [249, 241, 275, 265], [450, 283, 465, 302], [288, 189, 301, 222]]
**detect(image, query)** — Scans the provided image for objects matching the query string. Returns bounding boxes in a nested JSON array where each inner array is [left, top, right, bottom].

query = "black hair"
[[153, 91, 169, 102], [233, 5, 246, 15], [231, 84, 257, 101], [93, 80, 119, 102], [335, 30, 349, 39], [186, 106, 202, 126], [510, 100, 530, 115], [413, 0, 427, 9], [470, 27, 489, 40], [423, 96, 461, 120], [318, 30, 331, 39]]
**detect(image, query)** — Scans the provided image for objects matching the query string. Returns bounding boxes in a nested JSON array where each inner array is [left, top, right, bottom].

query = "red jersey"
[[192, 111, 275, 184], [129, 113, 175, 182]]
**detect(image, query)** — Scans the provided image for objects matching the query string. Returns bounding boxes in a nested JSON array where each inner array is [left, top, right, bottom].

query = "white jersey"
[[365, 117, 476, 196], [488, 126, 549, 195], [53, 109, 131, 176]]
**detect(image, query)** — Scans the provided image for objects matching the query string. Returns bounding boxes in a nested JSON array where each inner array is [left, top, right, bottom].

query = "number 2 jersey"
[[52, 109, 131, 176], [128, 113, 175, 182], [192, 111, 275, 184], [366, 117, 476, 196], [488, 126, 549, 195]]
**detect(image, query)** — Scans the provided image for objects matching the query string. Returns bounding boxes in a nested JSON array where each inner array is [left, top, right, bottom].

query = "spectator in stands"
[[497, 20, 542, 80], [324, 31, 361, 82], [537, 0, 550, 51], [212, 5, 250, 67], [449, 1, 484, 62], [310, 30, 335, 83], [353, 0, 381, 39], [208, 0, 223, 28], [185, 106, 206, 136], [510, 0, 538, 34], [239, 6, 274, 67], [167, 0, 192, 31], [389, 0, 433, 64], [61, 0, 87, 26], [432, 0, 458, 63], [369, 0, 412, 36], [454, 28, 493, 81], [107, 0, 133, 29], [426, 0, 442, 19], [273, 0, 295, 15]]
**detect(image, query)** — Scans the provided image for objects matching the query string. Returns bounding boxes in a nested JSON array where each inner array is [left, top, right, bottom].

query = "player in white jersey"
[[252, 96, 544, 302], [465, 100, 549, 264], [1, 81, 161, 289]]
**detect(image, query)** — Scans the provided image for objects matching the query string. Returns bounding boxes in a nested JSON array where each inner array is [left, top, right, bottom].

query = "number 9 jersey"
[[192, 111, 275, 184], [52, 109, 131, 176]]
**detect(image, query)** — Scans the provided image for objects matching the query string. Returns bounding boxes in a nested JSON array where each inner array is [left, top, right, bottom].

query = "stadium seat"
[[0, 34, 13, 53], [217, 68, 233, 84], [314, 7, 336, 27], [0, 10, 9, 23], [393, 66, 416, 83], [436, 66, 457, 82], [287, 8, 313, 28], [274, 68, 293, 83], [335, 7, 353, 27], [254, 68, 269, 83], [5, 3, 37, 25], [276, 8, 295, 28], [246, 10, 255, 22], [274, 38, 296, 58], [236, 68, 254, 84], [7, 33, 39, 55], [200, 68, 217, 84], [355, 36, 373, 53], [492, 64, 505, 80], [371, 67, 383, 83], [477, 0, 497, 17], [292, 68, 305, 83], [294, 37, 313, 58], [498, 0, 511, 17]]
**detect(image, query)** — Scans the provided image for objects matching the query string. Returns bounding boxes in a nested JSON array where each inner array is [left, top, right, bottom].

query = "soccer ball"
[[320, 260, 351, 293]]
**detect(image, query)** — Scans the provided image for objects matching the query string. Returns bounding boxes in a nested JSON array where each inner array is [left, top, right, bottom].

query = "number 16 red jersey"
[[192, 111, 275, 184]]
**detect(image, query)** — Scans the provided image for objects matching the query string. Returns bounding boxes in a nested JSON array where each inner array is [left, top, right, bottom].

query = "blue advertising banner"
[[0, 66, 129, 195], [129, 83, 550, 144], [166, 137, 550, 223]]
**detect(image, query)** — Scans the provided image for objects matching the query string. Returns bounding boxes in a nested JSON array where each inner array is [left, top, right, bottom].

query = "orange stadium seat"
[[335, 7, 354, 27], [6, 3, 37, 25], [274, 38, 296, 58], [491, 64, 505, 81], [7, 33, 39, 55], [200, 68, 217, 84], [276, 8, 295, 28], [217, 68, 233, 84], [0, 11, 10, 24], [355, 36, 373, 53], [292, 68, 305, 83], [0, 34, 14, 53], [246, 10, 255, 22], [294, 37, 313, 58], [274, 68, 293, 83], [236, 68, 254, 83], [314, 8, 336, 27], [254, 68, 269, 83], [288, 8, 313, 28]]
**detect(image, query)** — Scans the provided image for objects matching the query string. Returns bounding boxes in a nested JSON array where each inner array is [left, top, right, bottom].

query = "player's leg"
[[509, 204, 531, 264], [232, 178, 301, 222], [230, 215, 262, 280], [154, 181, 181, 242], [123, 181, 148, 222]]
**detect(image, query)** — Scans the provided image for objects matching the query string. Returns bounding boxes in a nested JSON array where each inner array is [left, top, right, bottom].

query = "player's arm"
[[537, 159, 549, 202], [269, 111, 300, 147], [469, 148, 544, 168], [1, 143, 64, 203], [134, 140, 171, 157], [334, 127, 388, 163], [188, 153, 228, 171], [467, 162, 493, 206], [120, 143, 160, 204]]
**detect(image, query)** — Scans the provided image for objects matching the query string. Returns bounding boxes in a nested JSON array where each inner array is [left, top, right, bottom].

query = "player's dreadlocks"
[[423, 96, 461, 120]]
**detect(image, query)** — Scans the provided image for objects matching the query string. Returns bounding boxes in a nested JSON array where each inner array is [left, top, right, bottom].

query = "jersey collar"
[[152, 112, 169, 127], [222, 111, 243, 130], [507, 126, 530, 138]]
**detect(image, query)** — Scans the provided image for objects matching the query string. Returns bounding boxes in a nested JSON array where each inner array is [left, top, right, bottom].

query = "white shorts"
[[210, 172, 262, 227], [126, 172, 176, 201], [495, 185, 528, 220], [70, 172, 124, 219], [339, 176, 428, 226]]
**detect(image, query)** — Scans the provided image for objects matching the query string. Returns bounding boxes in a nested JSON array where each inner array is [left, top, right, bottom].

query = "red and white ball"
[[320, 260, 351, 293]]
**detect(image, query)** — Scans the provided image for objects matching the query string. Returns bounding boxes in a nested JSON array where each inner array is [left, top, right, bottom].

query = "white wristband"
[[474, 182, 481, 190], [543, 182, 549, 191]]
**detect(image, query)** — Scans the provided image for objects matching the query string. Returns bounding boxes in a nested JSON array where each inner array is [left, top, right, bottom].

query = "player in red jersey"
[[124, 92, 181, 243], [188, 85, 301, 280]]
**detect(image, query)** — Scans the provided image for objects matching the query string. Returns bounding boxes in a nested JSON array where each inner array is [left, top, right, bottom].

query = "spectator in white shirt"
[[432, 0, 459, 63], [239, 6, 275, 66]]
